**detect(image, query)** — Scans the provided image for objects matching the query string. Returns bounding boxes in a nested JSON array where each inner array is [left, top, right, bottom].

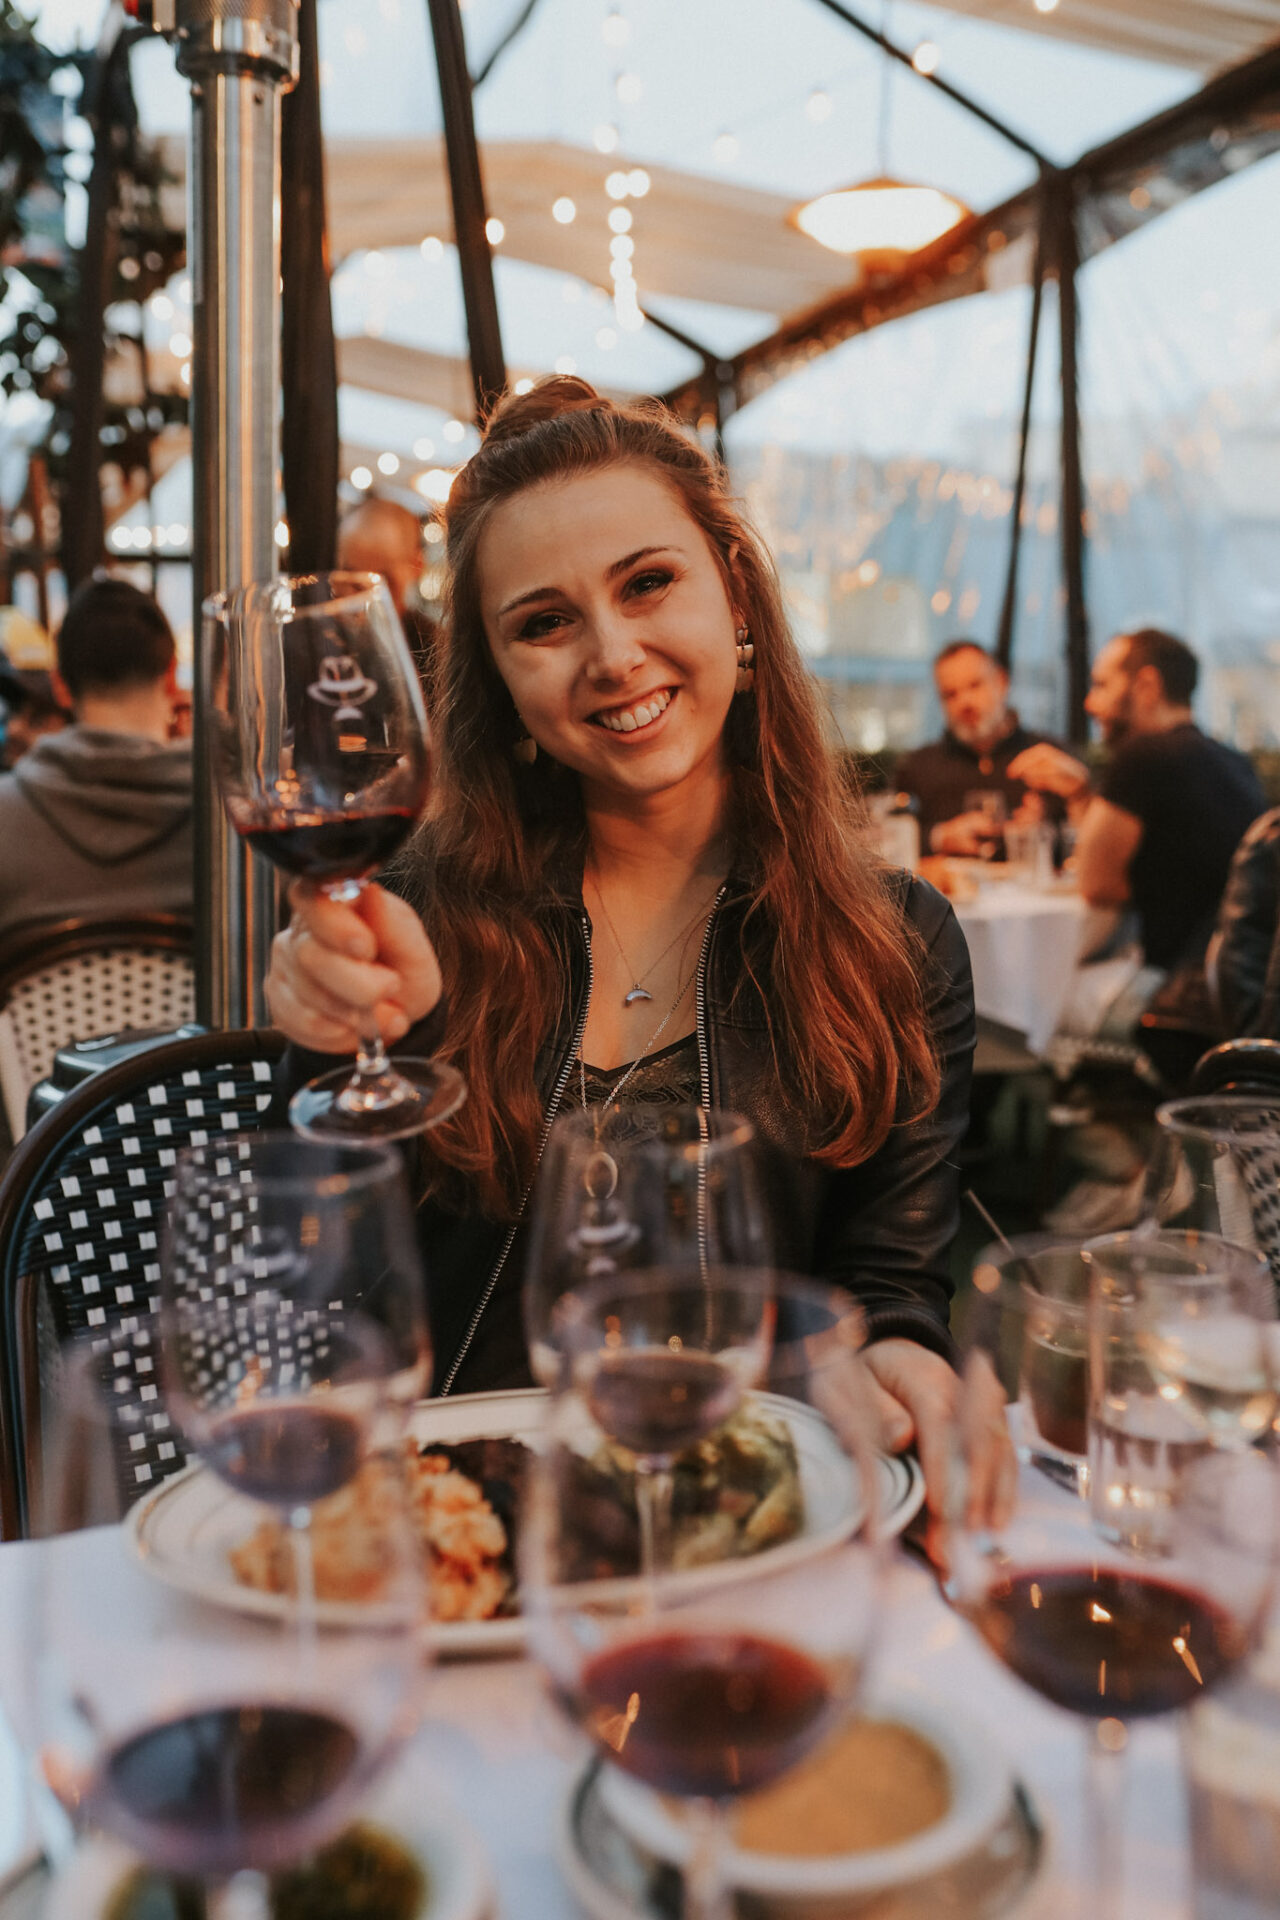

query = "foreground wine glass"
[[523, 1274, 880, 1920], [205, 570, 465, 1141], [553, 1267, 775, 1578], [164, 1133, 432, 1415], [948, 1275, 1277, 1920], [33, 1325, 423, 1919], [524, 1105, 772, 1386]]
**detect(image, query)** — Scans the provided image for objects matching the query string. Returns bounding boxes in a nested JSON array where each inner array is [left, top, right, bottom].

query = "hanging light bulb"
[[791, 179, 967, 256], [791, 18, 965, 261]]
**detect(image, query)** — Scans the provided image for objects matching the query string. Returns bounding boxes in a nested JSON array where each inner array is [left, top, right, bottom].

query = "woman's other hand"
[[265, 881, 443, 1054], [864, 1337, 1015, 1565]]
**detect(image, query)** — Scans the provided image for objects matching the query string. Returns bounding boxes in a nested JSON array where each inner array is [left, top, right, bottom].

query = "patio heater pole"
[[1049, 173, 1090, 744], [136, 0, 300, 1028], [425, 0, 507, 421]]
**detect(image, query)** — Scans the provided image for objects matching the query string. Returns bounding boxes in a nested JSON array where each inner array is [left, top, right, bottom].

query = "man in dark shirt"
[[897, 640, 1064, 853], [1009, 627, 1264, 971]]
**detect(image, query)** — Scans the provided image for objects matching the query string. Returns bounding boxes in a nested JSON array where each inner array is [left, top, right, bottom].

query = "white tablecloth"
[[952, 882, 1090, 1057], [0, 1482, 1192, 1919]]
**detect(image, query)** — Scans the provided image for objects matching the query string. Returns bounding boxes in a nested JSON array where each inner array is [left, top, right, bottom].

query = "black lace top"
[[576, 1032, 700, 1111]]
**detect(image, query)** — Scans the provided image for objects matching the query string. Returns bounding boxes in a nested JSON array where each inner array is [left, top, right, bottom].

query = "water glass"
[[1084, 1231, 1274, 1556]]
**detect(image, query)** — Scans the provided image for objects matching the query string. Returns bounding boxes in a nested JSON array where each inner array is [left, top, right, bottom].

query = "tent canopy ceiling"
[[889, 1, 1279, 72]]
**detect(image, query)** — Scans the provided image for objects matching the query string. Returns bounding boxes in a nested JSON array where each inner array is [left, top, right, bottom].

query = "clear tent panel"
[[1077, 150, 1280, 747], [724, 278, 1066, 756]]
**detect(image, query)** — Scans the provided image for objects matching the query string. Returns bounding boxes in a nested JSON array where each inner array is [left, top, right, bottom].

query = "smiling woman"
[[266, 377, 982, 1525]]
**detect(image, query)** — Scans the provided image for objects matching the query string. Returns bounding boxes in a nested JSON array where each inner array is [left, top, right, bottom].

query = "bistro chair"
[[0, 1026, 283, 1538], [0, 915, 195, 1141]]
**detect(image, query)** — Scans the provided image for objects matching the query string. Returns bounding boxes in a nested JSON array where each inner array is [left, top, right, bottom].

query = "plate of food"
[[126, 1388, 925, 1657]]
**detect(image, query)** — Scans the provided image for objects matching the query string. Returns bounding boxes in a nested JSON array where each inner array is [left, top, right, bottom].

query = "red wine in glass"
[[237, 806, 419, 885], [205, 571, 466, 1142], [971, 1565, 1248, 1718], [586, 1347, 746, 1457], [577, 1630, 841, 1799], [203, 1403, 365, 1507], [93, 1704, 361, 1878]]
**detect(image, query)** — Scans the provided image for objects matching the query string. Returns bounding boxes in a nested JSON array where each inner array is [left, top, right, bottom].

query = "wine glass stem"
[[1085, 1719, 1128, 1920], [206, 1871, 271, 1920], [683, 1798, 733, 1920], [319, 879, 396, 1090], [634, 1460, 674, 1583], [289, 1506, 319, 1681]]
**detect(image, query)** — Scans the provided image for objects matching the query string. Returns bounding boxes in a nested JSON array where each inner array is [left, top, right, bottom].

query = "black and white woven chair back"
[[1, 1030, 282, 1533]]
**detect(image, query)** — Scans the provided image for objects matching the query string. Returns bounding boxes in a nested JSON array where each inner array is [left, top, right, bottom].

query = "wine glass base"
[[289, 1058, 466, 1142]]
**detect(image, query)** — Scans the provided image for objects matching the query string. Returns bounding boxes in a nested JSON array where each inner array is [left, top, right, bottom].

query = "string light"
[[912, 40, 939, 74], [514, 377, 534, 394], [602, 9, 629, 45], [596, 326, 617, 349], [274, 519, 290, 548], [713, 132, 738, 165], [593, 123, 619, 153], [554, 355, 577, 374], [149, 293, 174, 320], [351, 466, 373, 490], [605, 171, 629, 200], [552, 197, 577, 224], [1033, 0, 1059, 10], [485, 217, 505, 245], [442, 419, 466, 443], [415, 470, 455, 504], [413, 437, 435, 459], [616, 72, 643, 104], [364, 249, 387, 276], [806, 89, 832, 122], [169, 332, 192, 358], [377, 452, 400, 475], [627, 169, 650, 197], [610, 235, 634, 260], [608, 206, 632, 233], [420, 236, 444, 262]]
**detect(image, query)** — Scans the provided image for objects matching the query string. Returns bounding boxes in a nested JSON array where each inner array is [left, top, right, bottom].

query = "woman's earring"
[[513, 727, 538, 765], [735, 625, 755, 694]]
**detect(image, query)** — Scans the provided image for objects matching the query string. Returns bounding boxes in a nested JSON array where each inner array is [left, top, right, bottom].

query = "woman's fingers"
[[265, 882, 443, 1051], [864, 1339, 958, 1520], [355, 885, 443, 1025]]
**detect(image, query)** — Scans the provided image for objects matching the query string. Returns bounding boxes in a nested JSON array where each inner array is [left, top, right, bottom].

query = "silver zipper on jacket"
[[438, 912, 595, 1396], [694, 890, 725, 1309]]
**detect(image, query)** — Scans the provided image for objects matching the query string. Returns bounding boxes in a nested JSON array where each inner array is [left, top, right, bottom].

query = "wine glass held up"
[[522, 1274, 881, 1920], [947, 1273, 1277, 1920], [205, 570, 465, 1141], [32, 1325, 423, 1920]]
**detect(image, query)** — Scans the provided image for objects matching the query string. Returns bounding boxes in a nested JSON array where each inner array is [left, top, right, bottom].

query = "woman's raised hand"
[[265, 881, 443, 1056]]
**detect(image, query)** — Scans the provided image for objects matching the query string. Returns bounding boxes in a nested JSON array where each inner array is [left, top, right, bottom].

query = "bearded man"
[[897, 640, 1068, 856]]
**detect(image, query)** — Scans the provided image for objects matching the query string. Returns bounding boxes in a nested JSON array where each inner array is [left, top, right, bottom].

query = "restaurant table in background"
[[0, 1466, 1190, 1919], [951, 876, 1090, 1058]]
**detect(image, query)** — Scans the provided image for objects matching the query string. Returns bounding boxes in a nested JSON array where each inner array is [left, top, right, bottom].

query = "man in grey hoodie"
[[0, 576, 191, 935]]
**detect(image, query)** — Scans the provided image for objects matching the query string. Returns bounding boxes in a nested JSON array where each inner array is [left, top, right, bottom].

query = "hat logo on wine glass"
[[307, 653, 379, 726]]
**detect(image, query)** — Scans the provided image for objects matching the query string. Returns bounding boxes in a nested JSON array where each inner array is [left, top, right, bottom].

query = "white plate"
[[43, 1776, 494, 1920], [597, 1691, 1013, 1898], [127, 1389, 925, 1659]]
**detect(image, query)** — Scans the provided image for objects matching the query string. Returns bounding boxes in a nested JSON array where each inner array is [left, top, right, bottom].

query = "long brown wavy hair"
[[403, 376, 939, 1219]]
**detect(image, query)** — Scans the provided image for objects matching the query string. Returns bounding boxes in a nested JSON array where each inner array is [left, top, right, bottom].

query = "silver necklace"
[[579, 960, 698, 1117], [586, 867, 717, 1006]]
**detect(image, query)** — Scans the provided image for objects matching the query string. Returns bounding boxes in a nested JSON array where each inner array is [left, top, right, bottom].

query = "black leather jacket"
[[280, 873, 975, 1395], [1210, 807, 1280, 1037]]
